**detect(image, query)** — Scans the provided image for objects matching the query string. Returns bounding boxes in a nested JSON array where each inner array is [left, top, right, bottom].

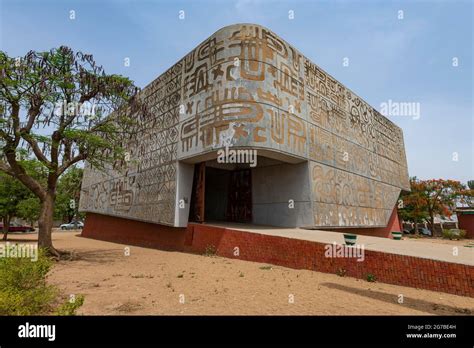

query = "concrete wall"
[[174, 162, 194, 227], [80, 23, 410, 229], [252, 162, 313, 227]]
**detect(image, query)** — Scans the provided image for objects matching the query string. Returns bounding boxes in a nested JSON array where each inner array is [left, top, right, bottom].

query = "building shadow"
[[320, 282, 472, 315]]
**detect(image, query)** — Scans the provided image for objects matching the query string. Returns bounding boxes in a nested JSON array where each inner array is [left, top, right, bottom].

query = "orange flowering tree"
[[457, 180, 474, 208], [399, 178, 464, 233]]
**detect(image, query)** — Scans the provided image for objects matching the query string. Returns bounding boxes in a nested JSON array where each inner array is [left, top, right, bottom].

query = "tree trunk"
[[2, 216, 10, 241], [38, 192, 59, 256], [430, 216, 435, 237], [427, 206, 434, 236]]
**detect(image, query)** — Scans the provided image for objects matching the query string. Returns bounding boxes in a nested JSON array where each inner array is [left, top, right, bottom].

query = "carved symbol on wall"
[[253, 126, 267, 142], [274, 62, 304, 101], [229, 25, 290, 81], [269, 109, 306, 153], [269, 108, 285, 145], [180, 86, 264, 152]]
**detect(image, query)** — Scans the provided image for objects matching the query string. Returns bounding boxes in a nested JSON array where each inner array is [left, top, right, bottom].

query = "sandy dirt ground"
[[2, 230, 474, 315], [404, 236, 474, 247]]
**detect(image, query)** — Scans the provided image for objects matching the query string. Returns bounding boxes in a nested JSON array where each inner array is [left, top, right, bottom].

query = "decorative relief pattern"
[[80, 24, 409, 228], [79, 60, 182, 225]]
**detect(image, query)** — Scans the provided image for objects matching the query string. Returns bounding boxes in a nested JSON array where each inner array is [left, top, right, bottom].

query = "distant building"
[[79, 24, 410, 240], [456, 208, 474, 238]]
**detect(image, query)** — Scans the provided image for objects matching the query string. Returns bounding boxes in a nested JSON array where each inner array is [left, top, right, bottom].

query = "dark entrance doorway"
[[205, 166, 230, 221], [226, 169, 252, 223], [189, 162, 252, 223], [189, 162, 205, 223]]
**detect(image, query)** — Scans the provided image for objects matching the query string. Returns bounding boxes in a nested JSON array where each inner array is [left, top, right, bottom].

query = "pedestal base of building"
[[81, 212, 473, 297]]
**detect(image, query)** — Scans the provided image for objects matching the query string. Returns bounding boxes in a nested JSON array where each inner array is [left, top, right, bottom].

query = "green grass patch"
[[259, 266, 273, 270], [442, 229, 467, 240]]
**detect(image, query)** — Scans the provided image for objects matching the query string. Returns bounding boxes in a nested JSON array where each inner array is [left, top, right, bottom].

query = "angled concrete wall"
[[252, 162, 313, 227]]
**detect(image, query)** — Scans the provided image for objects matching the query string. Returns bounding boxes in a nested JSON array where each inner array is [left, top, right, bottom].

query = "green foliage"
[[0, 159, 47, 231], [259, 265, 273, 270], [0, 246, 84, 315], [54, 166, 84, 222], [1, 46, 143, 250], [366, 273, 377, 282], [0, 173, 26, 221], [442, 229, 467, 240], [467, 180, 474, 190], [56, 295, 85, 316], [17, 197, 41, 225], [0, 171, 35, 232], [0, 46, 141, 175], [0, 247, 56, 315], [203, 245, 217, 257]]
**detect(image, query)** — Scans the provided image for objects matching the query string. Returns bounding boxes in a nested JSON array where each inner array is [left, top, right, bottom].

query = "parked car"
[[59, 221, 84, 230], [418, 227, 432, 236], [0, 222, 35, 232], [403, 227, 432, 236]]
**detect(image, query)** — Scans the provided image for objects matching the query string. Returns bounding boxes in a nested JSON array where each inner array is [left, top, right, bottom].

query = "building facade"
[[79, 24, 410, 233]]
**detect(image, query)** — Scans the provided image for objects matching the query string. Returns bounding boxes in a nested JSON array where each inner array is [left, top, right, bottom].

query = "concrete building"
[[79, 24, 410, 238]]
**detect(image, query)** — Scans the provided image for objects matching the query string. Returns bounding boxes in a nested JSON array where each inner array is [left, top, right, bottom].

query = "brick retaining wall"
[[82, 213, 474, 297]]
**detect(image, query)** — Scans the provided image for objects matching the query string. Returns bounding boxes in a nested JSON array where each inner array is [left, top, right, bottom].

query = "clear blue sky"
[[1, 0, 472, 184]]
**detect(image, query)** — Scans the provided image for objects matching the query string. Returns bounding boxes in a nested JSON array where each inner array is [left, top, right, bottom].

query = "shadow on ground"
[[63, 248, 124, 264], [1, 237, 38, 243], [321, 282, 473, 315]]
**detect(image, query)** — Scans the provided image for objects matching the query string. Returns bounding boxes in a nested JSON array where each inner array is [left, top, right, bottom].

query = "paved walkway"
[[204, 222, 474, 266]]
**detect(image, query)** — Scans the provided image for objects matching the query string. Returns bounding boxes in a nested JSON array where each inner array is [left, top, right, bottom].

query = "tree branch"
[[0, 161, 14, 176], [20, 133, 50, 165], [23, 97, 43, 132], [4, 149, 46, 201], [58, 152, 86, 176]]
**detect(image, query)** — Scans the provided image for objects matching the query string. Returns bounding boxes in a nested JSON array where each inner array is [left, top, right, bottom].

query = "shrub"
[[442, 229, 467, 240], [259, 266, 272, 270], [0, 245, 83, 315], [366, 273, 377, 282], [56, 295, 85, 316], [0, 247, 57, 315], [203, 244, 217, 257]]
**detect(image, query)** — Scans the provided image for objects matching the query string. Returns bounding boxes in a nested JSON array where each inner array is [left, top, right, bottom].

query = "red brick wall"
[[83, 213, 474, 297], [82, 213, 188, 251]]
